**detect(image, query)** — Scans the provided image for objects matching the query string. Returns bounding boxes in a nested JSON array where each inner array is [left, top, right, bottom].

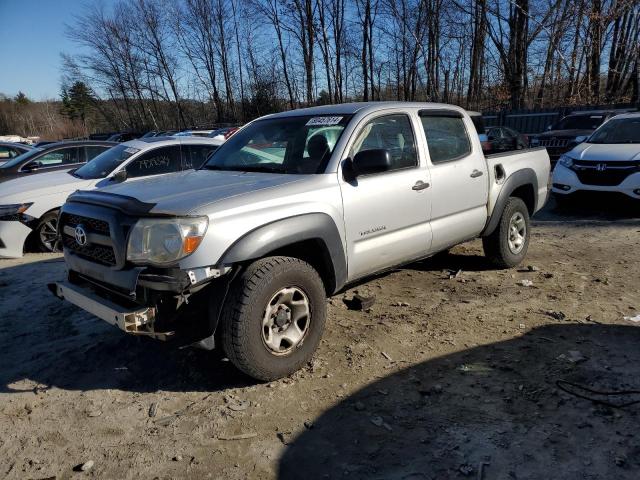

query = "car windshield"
[[0, 147, 43, 169], [203, 115, 352, 174], [73, 144, 139, 179], [553, 115, 606, 130], [588, 117, 640, 144]]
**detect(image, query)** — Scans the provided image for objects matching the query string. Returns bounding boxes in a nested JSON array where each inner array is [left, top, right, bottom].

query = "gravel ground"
[[0, 196, 639, 480]]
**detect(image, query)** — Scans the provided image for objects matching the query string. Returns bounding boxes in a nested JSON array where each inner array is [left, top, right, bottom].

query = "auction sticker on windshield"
[[306, 116, 343, 126]]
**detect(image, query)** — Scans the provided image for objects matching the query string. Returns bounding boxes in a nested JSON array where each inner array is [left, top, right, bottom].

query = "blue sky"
[[0, 0, 93, 100]]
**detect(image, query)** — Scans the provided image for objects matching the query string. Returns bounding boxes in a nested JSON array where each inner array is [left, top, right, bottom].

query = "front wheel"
[[35, 211, 61, 253], [482, 197, 530, 268], [220, 256, 327, 381]]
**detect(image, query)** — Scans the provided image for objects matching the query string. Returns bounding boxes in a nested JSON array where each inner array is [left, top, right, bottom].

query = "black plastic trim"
[[220, 213, 347, 294], [66, 190, 158, 216], [481, 168, 539, 237]]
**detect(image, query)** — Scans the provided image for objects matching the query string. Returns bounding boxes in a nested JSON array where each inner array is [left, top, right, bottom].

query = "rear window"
[[554, 115, 605, 130], [421, 115, 471, 164]]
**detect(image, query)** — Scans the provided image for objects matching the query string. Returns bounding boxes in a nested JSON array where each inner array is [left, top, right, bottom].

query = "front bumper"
[[0, 220, 32, 258], [49, 281, 173, 340], [551, 165, 640, 199]]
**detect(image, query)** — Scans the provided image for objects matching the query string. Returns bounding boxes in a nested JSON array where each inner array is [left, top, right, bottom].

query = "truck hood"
[[569, 143, 640, 161], [0, 169, 92, 203], [96, 169, 307, 215]]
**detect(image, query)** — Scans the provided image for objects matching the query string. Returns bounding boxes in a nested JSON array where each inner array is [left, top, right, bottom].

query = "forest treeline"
[[2, 0, 639, 137]]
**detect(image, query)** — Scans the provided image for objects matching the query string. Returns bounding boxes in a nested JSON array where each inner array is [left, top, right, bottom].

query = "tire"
[[34, 211, 61, 253], [220, 256, 327, 381], [482, 197, 530, 269]]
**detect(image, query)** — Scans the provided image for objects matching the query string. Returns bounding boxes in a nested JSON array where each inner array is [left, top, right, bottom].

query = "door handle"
[[412, 180, 430, 191], [470, 169, 484, 178]]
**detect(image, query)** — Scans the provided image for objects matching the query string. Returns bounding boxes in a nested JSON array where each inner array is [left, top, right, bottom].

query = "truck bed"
[[485, 147, 551, 217]]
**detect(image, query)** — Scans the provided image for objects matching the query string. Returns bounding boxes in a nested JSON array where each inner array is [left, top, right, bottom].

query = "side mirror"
[[351, 149, 392, 177], [110, 170, 128, 183], [24, 161, 43, 172]]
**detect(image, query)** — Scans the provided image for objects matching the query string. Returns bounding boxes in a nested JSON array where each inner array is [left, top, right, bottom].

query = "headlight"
[[0, 203, 33, 219], [558, 155, 574, 168], [126, 216, 208, 265]]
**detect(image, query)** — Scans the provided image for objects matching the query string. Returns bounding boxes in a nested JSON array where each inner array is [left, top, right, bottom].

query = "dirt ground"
[[1, 195, 639, 480]]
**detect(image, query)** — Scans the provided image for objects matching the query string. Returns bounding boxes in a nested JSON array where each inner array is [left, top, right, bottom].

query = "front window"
[[588, 117, 640, 144], [0, 148, 42, 169], [203, 115, 352, 174], [554, 115, 605, 130], [74, 144, 139, 179]]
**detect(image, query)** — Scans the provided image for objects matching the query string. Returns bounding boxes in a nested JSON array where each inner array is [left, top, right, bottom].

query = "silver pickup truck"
[[51, 102, 550, 381]]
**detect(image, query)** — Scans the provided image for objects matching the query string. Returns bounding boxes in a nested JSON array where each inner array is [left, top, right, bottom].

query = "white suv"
[[552, 112, 640, 201]]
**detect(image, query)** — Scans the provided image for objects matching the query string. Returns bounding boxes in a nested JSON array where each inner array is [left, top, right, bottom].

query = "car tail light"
[[224, 127, 239, 140]]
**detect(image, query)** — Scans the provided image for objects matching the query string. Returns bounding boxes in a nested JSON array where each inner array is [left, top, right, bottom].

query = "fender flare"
[[219, 213, 347, 294], [481, 168, 538, 237]]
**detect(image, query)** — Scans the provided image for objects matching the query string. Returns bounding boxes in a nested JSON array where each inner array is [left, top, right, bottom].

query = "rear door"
[[419, 109, 488, 252], [339, 111, 432, 281]]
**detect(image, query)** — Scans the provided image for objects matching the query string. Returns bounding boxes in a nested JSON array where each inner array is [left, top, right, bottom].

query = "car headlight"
[[0, 203, 33, 220], [126, 216, 208, 265], [558, 155, 574, 168]]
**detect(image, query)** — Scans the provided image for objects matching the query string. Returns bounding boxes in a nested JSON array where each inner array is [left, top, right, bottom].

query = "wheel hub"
[[262, 286, 311, 355], [507, 212, 526, 254]]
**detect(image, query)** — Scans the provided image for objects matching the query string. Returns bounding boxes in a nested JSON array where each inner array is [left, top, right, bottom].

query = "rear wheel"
[[220, 256, 327, 381], [483, 197, 530, 268], [35, 211, 61, 253]]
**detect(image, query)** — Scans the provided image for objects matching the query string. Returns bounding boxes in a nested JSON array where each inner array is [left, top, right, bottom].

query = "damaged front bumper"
[[49, 256, 232, 348], [49, 281, 173, 340], [0, 220, 32, 258]]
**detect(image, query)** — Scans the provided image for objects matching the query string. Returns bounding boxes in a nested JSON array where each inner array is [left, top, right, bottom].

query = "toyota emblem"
[[74, 225, 88, 246]]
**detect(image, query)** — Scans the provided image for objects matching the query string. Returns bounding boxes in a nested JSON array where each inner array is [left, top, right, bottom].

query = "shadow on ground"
[[279, 324, 640, 479], [536, 192, 640, 223]]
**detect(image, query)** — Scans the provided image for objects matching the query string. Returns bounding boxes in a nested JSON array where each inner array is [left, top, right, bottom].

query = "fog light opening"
[[553, 183, 571, 191], [633, 189, 640, 196]]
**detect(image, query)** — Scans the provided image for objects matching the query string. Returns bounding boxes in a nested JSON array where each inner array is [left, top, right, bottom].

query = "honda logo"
[[74, 225, 88, 246], [595, 163, 607, 172]]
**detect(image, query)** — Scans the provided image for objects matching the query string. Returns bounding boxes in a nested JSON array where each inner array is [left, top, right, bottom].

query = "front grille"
[[538, 138, 569, 148], [62, 235, 116, 266], [573, 160, 639, 186], [60, 213, 110, 235], [59, 212, 116, 266]]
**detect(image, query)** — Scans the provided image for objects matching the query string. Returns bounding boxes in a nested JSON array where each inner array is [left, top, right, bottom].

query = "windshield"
[[588, 117, 640, 144], [553, 115, 606, 130], [0, 147, 43, 169], [203, 115, 352, 174], [73, 144, 139, 179]]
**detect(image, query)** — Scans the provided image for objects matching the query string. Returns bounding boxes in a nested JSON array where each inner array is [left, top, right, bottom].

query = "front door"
[[339, 112, 432, 281]]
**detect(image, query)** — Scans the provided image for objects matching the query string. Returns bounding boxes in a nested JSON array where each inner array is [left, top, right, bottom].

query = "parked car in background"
[[0, 141, 116, 183], [174, 129, 214, 137], [49, 102, 550, 381], [486, 126, 529, 152], [467, 111, 492, 153], [107, 132, 143, 142], [0, 136, 223, 256], [32, 141, 57, 148], [208, 126, 240, 141], [552, 112, 640, 202], [530, 110, 631, 163], [0, 142, 33, 165]]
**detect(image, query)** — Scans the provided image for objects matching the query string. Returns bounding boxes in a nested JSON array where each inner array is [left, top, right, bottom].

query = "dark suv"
[[0, 140, 116, 183], [531, 110, 633, 164]]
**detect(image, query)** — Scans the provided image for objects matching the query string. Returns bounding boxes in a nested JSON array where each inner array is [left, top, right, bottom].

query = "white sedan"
[[551, 112, 640, 201], [0, 136, 223, 258]]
